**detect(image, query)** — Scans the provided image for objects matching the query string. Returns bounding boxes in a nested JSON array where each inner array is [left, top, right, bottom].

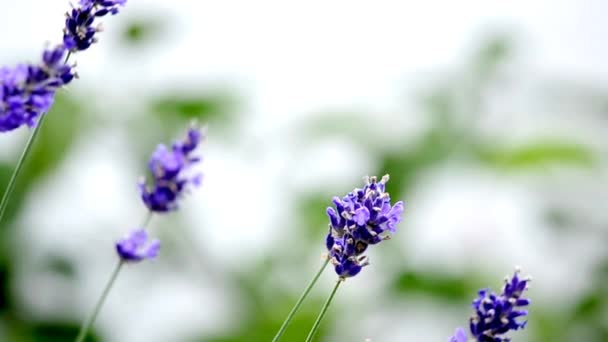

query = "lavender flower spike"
[[469, 268, 531, 341], [451, 268, 531, 342], [139, 125, 204, 212], [0, 45, 75, 132], [63, 0, 128, 52], [325, 175, 405, 278], [116, 229, 160, 262]]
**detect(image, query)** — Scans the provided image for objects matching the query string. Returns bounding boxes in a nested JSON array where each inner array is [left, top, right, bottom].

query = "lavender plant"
[[272, 175, 405, 342], [449, 269, 531, 342], [74, 125, 204, 342], [0, 0, 128, 226]]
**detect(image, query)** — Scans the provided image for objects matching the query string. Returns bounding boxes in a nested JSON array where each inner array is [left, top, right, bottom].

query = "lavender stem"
[[75, 211, 153, 342], [305, 277, 343, 342], [75, 259, 123, 342], [0, 51, 72, 226], [272, 257, 330, 342]]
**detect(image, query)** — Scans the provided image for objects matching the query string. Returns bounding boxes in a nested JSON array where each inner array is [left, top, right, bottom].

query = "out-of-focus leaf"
[[300, 111, 378, 144], [31, 322, 98, 342], [121, 17, 165, 45], [0, 263, 9, 311], [571, 293, 603, 320], [42, 255, 75, 279], [476, 141, 594, 170], [199, 262, 328, 342], [150, 93, 235, 124], [532, 309, 568, 342], [391, 270, 479, 302], [378, 130, 454, 195], [473, 35, 513, 81], [297, 194, 332, 242]]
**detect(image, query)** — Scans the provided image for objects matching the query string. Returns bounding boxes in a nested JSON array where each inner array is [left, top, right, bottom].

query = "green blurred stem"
[[0, 51, 72, 226], [75, 260, 123, 342], [271, 257, 330, 342], [0, 112, 49, 225], [75, 211, 152, 342], [305, 278, 343, 342]]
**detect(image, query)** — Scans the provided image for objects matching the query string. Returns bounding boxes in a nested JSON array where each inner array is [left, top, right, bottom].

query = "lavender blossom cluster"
[[325, 175, 404, 278], [450, 269, 531, 342], [0, 46, 74, 131]]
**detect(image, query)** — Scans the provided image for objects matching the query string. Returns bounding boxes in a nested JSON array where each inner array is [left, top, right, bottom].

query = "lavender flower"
[[63, 0, 128, 52], [325, 175, 404, 278], [0, 45, 75, 132], [115, 229, 160, 262], [139, 126, 204, 212], [449, 328, 468, 342], [452, 269, 531, 342], [469, 269, 531, 341]]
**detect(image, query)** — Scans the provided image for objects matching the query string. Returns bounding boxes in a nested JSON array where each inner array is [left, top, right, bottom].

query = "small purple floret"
[[448, 327, 468, 342], [115, 229, 160, 262], [139, 126, 204, 212], [325, 175, 404, 278]]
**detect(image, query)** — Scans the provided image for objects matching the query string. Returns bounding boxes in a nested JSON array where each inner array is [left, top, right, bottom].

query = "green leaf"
[[391, 269, 480, 302], [476, 141, 594, 170], [120, 17, 166, 45], [31, 322, 98, 342], [150, 93, 235, 123]]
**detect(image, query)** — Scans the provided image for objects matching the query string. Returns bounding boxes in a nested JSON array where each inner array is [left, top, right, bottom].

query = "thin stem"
[[304, 278, 343, 342], [74, 212, 152, 342], [271, 257, 330, 342], [0, 113, 48, 225], [0, 51, 73, 226], [141, 210, 153, 228], [74, 260, 123, 342]]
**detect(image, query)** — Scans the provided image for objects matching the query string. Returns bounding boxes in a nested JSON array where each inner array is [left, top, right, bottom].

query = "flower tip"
[[116, 228, 160, 262], [448, 327, 467, 342]]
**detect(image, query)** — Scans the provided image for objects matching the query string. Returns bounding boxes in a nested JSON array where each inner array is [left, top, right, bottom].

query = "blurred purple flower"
[[139, 125, 204, 212], [0, 45, 75, 132], [468, 269, 531, 341], [63, 0, 128, 52], [325, 175, 404, 278], [449, 327, 468, 342], [116, 229, 160, 262]]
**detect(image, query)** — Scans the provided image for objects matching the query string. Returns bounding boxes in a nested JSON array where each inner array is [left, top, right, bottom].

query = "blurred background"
[[1, 0, 607, 341]]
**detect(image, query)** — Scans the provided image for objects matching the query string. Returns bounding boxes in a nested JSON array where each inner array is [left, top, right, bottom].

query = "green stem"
[[304, 278, 343, 342], [0, 51, 72, 226], [271, 257, 330, 342], [74, 211, 152, 342], [0, 113, 48, 225], [74, 260, 123, 342]]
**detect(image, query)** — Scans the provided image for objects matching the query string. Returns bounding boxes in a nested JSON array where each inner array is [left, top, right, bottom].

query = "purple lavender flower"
[[325, 175, 404, 278], [63, 0, 128, 52], [115, 229, 160, 262], [0, 45, 75, 132], [139, 126, 204, 212], [467, 269, 531, 341], [449, 327, 468, 342]]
